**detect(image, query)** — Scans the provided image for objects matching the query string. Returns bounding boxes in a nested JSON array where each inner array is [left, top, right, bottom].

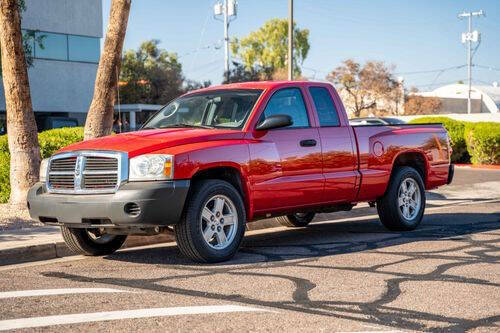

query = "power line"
[[474, 64, 500, 72], [394, 65, 466, 76]]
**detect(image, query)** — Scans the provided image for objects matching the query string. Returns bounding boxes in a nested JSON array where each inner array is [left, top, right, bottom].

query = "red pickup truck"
[[28, 81, 453, 262]]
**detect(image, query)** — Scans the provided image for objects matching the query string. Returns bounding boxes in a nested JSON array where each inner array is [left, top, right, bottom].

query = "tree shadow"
[[42, 211, 500, 331]]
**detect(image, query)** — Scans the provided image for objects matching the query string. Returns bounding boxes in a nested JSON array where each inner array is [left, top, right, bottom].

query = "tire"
[[174, 179, 246, 263], [376, 166, 426, 231], [276, 212, 315, 227], [61, 227, 127, 256]]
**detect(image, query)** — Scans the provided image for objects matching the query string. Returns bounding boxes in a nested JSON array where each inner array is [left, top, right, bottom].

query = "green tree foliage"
[[119, 40, 185, 104], [231, 18, 310, 77], [223, 61, 273, 84]]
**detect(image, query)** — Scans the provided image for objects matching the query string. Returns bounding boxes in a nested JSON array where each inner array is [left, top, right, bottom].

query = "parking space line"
[[0, 305, 268, 331], [0, 288, 131, 299]]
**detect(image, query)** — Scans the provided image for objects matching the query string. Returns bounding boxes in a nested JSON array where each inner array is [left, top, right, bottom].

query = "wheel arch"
[[390, 150, 429, 186], [187, 165, 251, 220]]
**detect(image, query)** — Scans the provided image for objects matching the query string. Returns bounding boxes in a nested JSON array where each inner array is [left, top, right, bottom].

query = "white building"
[[0, 0, 102, 129], [413, 83, 500, 114]]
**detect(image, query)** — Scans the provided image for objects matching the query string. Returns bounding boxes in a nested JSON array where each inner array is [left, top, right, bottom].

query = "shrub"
[[0, 127, 84, 203], [464, 122, 500, 165], [409, 117, 469, 163]]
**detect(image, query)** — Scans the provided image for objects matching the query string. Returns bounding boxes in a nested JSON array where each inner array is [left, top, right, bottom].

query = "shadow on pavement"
[[43, 210, 500, 331]]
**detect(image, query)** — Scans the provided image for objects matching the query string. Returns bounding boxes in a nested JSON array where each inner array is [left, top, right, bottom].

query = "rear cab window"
[[309, 86, 340, 127]]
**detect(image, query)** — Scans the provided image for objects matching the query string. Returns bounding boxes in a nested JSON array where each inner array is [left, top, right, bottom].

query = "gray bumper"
[[27, 180, 190, 227]]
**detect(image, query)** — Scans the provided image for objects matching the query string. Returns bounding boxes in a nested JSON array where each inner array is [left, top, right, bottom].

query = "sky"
[[103, 0, 500, 91]]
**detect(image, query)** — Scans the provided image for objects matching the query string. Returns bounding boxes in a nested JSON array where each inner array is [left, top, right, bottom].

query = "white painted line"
[[0, 305, 267, 331], [0, 288, 130, 299]]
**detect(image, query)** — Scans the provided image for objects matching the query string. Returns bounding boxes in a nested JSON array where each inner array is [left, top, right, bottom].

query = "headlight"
[[129, 154, 173, 181], [39, 158, 49, 182]]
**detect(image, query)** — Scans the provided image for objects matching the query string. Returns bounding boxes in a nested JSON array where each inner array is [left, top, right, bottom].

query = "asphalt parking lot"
[[0, 168, 499, 332]]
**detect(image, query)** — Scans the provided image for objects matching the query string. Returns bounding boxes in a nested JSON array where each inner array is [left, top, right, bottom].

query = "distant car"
[[36, 116, 79, 132], [349, 117, 407, 126]]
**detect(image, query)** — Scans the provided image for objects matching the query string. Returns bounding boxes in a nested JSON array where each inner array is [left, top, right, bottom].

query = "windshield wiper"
[[158, 123, 213, 129]]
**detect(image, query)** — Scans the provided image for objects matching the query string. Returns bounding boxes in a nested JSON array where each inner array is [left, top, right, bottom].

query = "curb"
[[455, 164, 500, 170], [0, 219, 281, 267]]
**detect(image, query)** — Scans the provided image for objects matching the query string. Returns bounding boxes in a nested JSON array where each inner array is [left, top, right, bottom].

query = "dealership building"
[[0, 0, 102, 130]]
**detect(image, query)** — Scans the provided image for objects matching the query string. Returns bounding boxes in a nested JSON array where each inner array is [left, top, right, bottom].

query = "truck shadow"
[[43, 211, 500, 332], [105, 211, 500, 266]]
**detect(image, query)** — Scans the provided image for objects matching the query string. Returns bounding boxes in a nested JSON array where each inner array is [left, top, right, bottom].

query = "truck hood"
[[59, 128, 245, 157]]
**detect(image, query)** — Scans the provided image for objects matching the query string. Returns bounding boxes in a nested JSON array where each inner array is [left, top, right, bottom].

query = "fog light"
[[124, 202, 141, 217]]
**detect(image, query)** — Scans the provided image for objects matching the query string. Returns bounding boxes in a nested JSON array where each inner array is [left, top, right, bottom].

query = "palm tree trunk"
[[0, 0, 40, 209], [84, 0, 131, 140]]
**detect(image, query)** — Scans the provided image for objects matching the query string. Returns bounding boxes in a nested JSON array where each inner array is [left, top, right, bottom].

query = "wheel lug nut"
[[216, 212, 220, 217], [210, 216, 214, 221], [220, 218, 224, 224], [211, 225, 215, 230], [217, 226, 221, 232]]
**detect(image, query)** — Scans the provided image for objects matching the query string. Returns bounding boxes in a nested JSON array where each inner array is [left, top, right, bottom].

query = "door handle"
[[300, 139, 317, 147]]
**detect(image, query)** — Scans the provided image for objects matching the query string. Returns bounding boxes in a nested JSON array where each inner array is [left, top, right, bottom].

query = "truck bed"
[[351, 124, 451, 201]]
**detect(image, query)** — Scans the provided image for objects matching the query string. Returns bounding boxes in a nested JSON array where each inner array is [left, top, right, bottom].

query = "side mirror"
[[255, 114, 293, 131]]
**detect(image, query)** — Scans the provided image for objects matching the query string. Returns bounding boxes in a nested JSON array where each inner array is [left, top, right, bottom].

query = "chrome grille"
[[48, 174, 74, 189], [49, 157, 77, 172], [47, 151, 127, 194]]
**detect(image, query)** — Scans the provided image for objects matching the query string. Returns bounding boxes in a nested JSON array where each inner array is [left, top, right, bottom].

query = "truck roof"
[[186, 80, 331, 94]]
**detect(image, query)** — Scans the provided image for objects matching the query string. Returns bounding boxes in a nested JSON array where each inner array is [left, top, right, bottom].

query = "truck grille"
[[47, 152, 126, 194]]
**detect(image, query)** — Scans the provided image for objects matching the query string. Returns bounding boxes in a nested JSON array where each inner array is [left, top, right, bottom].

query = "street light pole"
[[458, 10, 484, 114], [288, 0, 293, 81]]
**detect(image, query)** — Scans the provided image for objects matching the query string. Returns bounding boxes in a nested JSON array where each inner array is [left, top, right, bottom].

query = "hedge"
[[464, 122, 500, 165], [0, 127, 83, 203], [409, 117, 500, 165]]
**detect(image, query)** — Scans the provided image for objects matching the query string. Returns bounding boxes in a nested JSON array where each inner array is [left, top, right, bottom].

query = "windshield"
[[143, 89, 263, 130]]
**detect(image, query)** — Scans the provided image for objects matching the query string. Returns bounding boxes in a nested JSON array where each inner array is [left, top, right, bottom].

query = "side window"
[[309, 87, 340, 127], [260, 88, 310, 128]]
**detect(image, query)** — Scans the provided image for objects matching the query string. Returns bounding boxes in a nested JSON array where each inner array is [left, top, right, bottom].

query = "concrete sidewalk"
[[1, 168, 499, 266]]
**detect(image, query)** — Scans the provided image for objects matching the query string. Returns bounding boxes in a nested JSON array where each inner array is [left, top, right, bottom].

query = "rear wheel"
[[174, 179, 246, 263], [61, 227, 127, 256], [276, 212, 315, 227], [376, 166, 425, 231]]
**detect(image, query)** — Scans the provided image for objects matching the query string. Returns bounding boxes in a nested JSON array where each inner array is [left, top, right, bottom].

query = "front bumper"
[[27, 180, 190, 227]]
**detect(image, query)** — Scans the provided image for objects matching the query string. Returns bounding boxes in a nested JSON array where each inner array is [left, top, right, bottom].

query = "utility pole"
[[458, 10, 484, 114], [214, 0, 237, 82], [288, 0, 293, 80]]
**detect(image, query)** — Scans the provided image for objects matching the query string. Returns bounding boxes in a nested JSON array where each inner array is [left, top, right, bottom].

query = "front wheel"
[[376, 166, 426, 231], [174, 180, 246, 263], [61, 227, 127, 256], [276, 212, 315, 227]]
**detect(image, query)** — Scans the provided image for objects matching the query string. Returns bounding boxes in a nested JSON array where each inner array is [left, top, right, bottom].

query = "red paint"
[[61, 81, 451, 221]]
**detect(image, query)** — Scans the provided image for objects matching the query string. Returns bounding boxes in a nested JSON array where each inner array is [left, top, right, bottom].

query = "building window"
[[35, 32, 68, 61], [21, 30, 100, 63], [68, 35, 100, 63]]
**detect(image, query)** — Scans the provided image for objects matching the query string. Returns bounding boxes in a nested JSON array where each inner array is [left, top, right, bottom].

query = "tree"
[[222, 61, 273, 84], [0, 0, 40, 208], [184, 79, 211, 93], [231, 18, 310, 77], [404, 94, 442, 115], [119, 40, 184, 104], [327, 59, 398, 118], [84, 0, 131, 140]]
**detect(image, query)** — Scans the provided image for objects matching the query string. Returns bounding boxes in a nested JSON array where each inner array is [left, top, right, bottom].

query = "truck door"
[[249, 87, 324, 212], [307, 86, 358, 203]]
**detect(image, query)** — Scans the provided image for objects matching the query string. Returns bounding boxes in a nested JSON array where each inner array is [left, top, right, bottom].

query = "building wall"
[[0, 0, 102, 125]]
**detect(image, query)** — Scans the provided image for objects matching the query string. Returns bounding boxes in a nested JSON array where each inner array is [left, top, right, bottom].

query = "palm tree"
[[0, 0, 41, 208], [84, 0, 131, 140]]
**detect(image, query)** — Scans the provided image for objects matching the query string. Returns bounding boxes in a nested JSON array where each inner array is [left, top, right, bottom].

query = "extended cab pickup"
[[28, 81, 453, 262]]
